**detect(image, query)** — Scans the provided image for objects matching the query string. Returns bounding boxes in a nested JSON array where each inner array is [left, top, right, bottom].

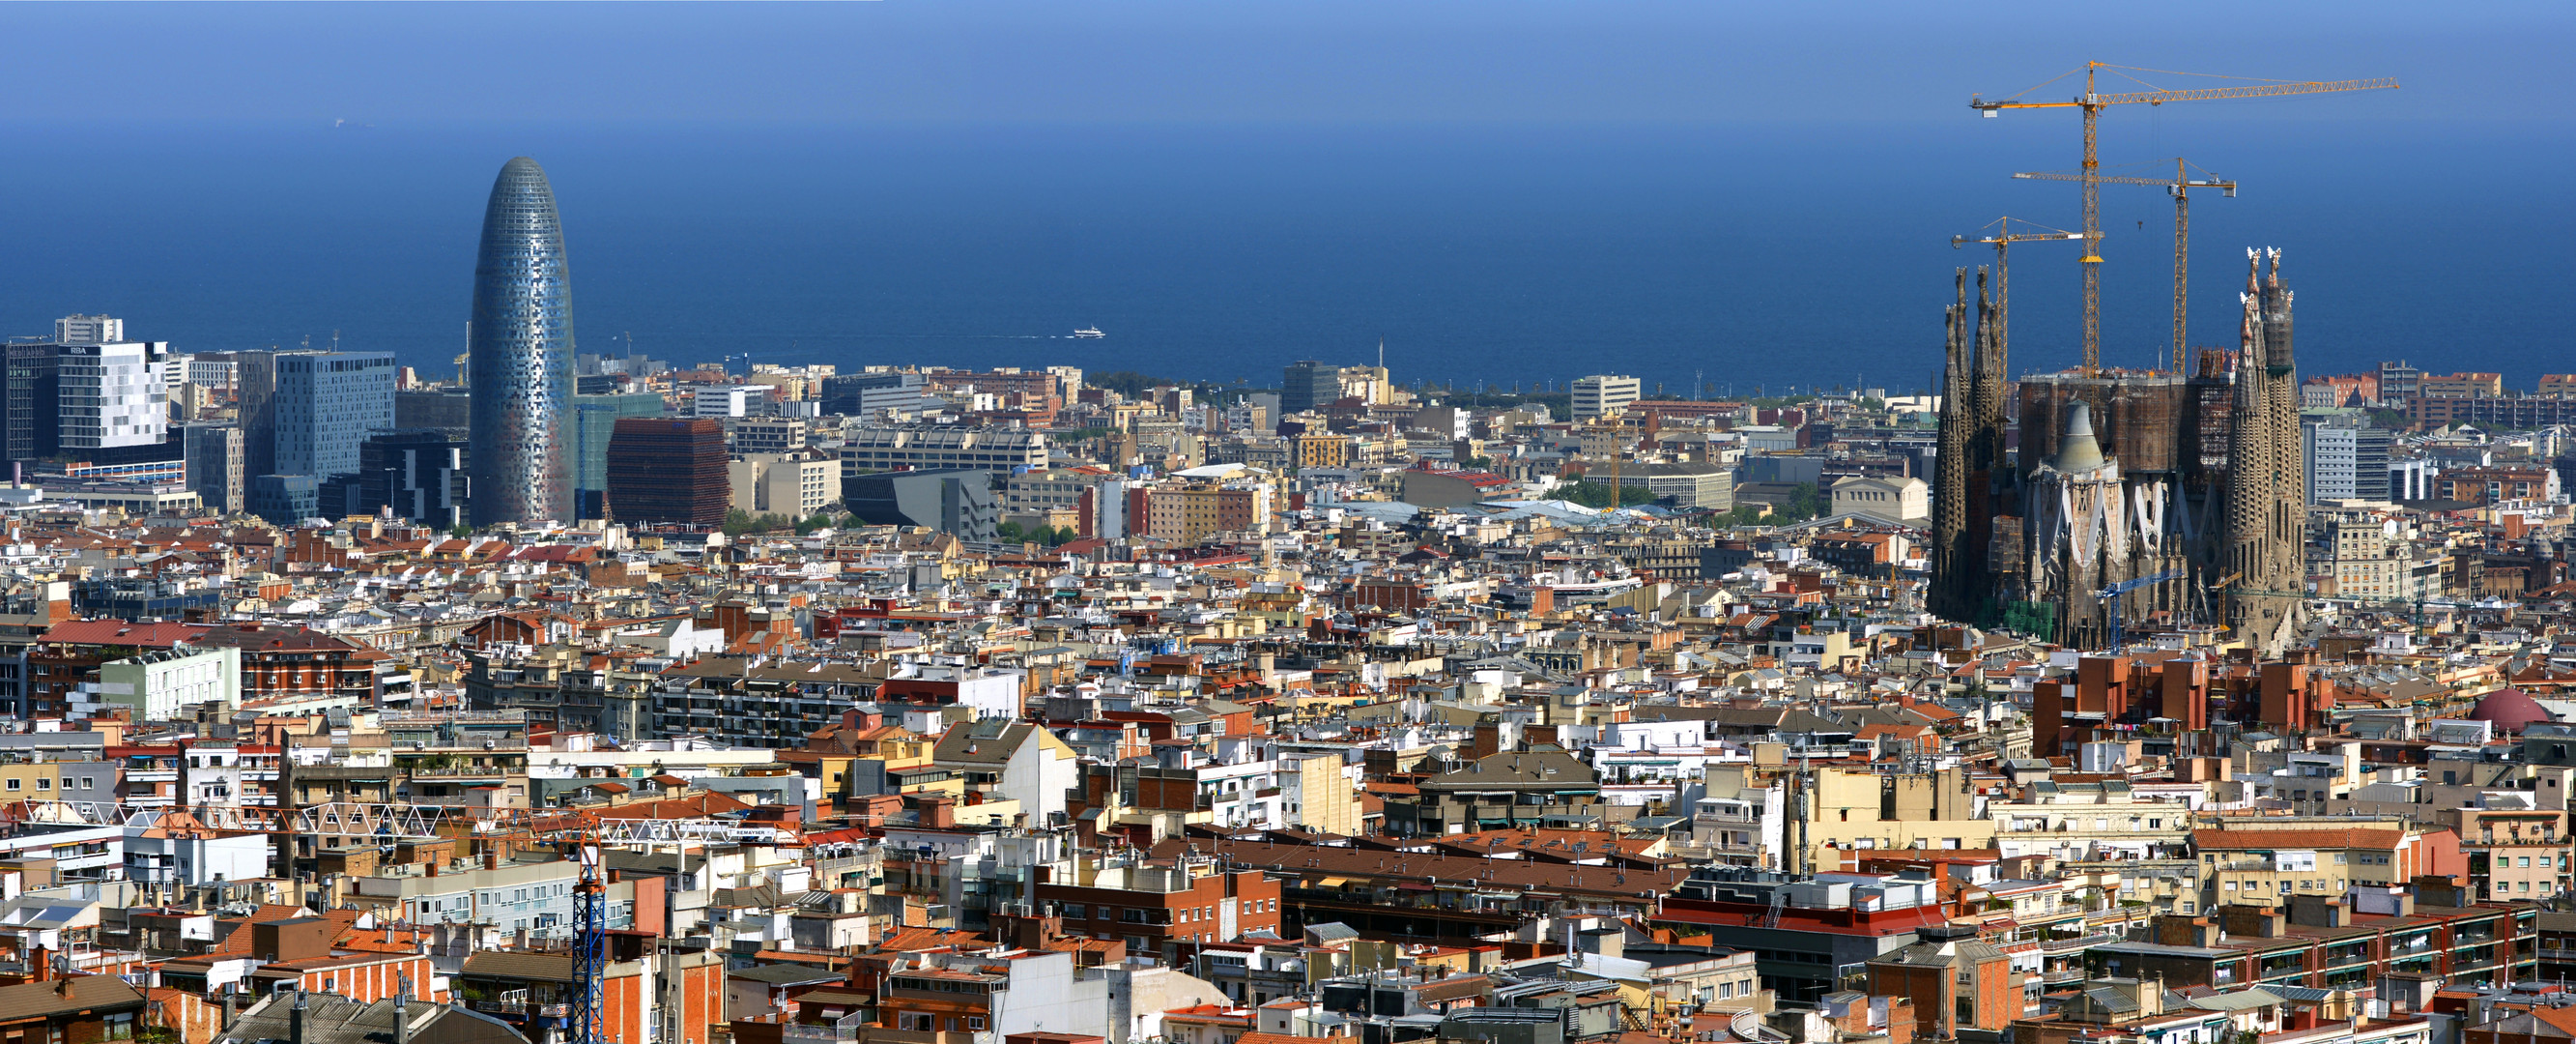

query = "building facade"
[[469, 157, 578, 525], [1572, 374, 1643, 420], [273, 351, 397, 478], [605, 418, 729, 525], [57, 341, 170, 450]]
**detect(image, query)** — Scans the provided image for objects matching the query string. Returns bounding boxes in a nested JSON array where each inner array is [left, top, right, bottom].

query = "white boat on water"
[[1070, 327, 1104, 339]]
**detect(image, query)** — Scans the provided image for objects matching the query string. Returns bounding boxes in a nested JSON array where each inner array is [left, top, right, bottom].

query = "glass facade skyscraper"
[[469, 157, 576, 525], [273, 351, 396, 478]]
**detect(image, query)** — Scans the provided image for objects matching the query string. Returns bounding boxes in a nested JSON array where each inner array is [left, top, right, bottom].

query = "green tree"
[[996, 520, 1029, 543], [721, 508, 754, 536], [449, 523, 472, 539]]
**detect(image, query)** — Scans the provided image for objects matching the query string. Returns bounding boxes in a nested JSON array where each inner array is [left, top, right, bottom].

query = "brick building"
[[1035, 853, 1283, 966], [1865, 924, 2019, 1039]]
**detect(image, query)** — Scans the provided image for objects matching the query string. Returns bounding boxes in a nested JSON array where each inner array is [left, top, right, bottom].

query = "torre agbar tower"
[[469, 157, 577, 526]]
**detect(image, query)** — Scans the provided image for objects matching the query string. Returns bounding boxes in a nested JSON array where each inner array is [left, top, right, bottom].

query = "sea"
[[0, 118, 2566, 397]]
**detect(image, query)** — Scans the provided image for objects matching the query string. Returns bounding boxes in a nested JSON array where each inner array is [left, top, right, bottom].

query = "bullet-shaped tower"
[[469, 157, 577, 526]]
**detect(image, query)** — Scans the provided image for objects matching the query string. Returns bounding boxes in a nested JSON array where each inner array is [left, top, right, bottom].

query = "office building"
[[726, 417, 808, 455], [357, 430, 468, 528], [844, 469, 996, 542], [468, 157, 577, 525], [730, 452, 842, 517], [186, 354, 240, 398], [820, 372, 931, 417], [2304, 417, 2360, 503], [2378, 360, 2421, 404], [180, 423, 245, 515], [604, 418, 728, 525], [572, 392, 664, 520], [691, 385, 757, 418], [234, 349, 304, 477], [58, 341, 170, 450], [249, 474, 318, 526], [53, 314, 121, 346], [1, 343, 60, 464], [395, 389, 472, 434], [273, 352, 396, 478], [837, 426, 1048, 477], [1280, 361, 1339, 416], [1572, 374, 1643, 420]]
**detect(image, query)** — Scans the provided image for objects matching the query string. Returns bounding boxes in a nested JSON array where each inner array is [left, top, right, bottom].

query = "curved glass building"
[[468, 157, 576, 526]]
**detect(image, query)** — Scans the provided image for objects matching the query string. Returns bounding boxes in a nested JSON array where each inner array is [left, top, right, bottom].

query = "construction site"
[[1928, 63, 2400, 653]]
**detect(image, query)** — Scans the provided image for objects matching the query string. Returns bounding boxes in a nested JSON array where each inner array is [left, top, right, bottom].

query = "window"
[[967, 1019, 987, 1031], [32, 779, 45, 790], [4, 780, 16, 792]]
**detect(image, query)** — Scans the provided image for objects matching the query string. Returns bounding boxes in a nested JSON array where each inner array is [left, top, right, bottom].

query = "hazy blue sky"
[[3, 2, 2566, 128], [0, 3, 2565, 386]]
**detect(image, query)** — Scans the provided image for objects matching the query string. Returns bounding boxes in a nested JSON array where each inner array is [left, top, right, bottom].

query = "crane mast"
[[1974, 63, 2395, 373], [2013, 160, 2235, 373], [1952, 218, 2083, 374]]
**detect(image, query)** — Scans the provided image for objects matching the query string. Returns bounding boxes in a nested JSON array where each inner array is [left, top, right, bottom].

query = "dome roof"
[[2469, 687, 2552, 735]]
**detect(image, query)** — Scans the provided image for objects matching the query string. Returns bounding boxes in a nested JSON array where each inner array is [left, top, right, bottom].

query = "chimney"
[[290, 990, 307, 1044], [395, 983, 411, 1044]]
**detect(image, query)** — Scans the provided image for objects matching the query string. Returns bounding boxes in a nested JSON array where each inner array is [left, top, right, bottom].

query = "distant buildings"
[[844, 469, 997, 542], [572, 392, 664, 520], [57, 341, 171, 451], [730, 453, 841, 518], [1280, 360, 1340, 416], [468, 157, 577, 525], [1, 343, 61, 464], [1571, 374, 1642, 420], [820, 371, 932, 418], [52, 314, 120, 345], [357, 429, 469, 528], [605, 418, 728, 525], [837, 426, 1047, 478], [272, 352, 396, 478], [180, 422, 244, 515]]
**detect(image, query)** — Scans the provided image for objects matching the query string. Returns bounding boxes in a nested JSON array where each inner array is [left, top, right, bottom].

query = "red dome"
[[2469, 687, 2552, 735]]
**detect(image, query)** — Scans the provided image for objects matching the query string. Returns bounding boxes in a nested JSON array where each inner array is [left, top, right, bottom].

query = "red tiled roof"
[[2190, 827, 2404, 851], [38, 620, 211, 647]]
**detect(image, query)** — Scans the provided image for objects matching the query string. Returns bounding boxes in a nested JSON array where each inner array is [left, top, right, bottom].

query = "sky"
[[0, 3, 2567, 389], [4, 2, 2566, 129]]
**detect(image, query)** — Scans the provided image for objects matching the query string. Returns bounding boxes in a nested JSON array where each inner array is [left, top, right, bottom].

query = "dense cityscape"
[[0, 38, 2568, 1044]]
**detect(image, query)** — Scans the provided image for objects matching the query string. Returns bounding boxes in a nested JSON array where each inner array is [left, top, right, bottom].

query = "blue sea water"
[[0, 119, 2566, 396]]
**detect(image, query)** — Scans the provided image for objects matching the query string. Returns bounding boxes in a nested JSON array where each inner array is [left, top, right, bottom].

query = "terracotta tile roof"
[[0, 974, 145, 1022], [2190, 827, 2405, 851]]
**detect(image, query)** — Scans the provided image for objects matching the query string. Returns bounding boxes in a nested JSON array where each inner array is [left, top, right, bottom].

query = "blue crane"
[[2095, 569, 2184, 652]]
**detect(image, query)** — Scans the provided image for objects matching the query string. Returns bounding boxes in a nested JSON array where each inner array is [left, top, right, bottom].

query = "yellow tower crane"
[[1950, 217, 2083, 369], [2015, 160, 2235, 374], [1972, 63, 2396, 375]]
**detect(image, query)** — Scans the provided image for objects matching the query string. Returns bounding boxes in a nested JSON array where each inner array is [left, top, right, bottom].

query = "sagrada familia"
[[1930, 248, 2307, 654]]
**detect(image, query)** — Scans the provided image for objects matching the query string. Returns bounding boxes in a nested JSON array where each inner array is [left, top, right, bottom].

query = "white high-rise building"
[[2304, 419, 2360, 504], [58, 341, 171, 450], [54, 314, 123, 346], [1572, 374, 1643, 420]]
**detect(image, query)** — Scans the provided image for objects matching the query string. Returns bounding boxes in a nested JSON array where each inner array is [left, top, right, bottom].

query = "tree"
[[449, 523, 472, 539], [721, 508, 755, 536], [996, 520, 1030, 543]]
